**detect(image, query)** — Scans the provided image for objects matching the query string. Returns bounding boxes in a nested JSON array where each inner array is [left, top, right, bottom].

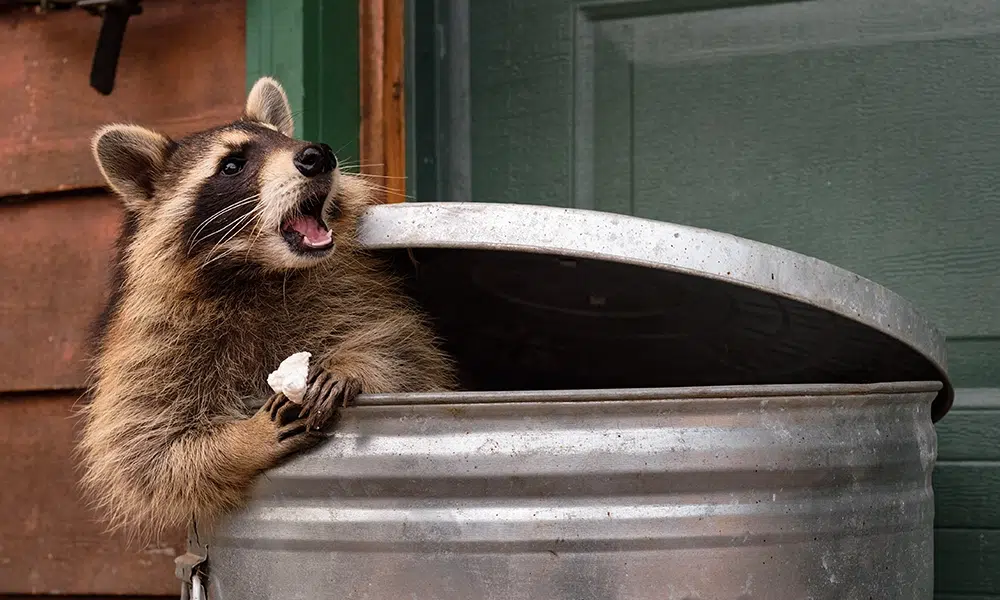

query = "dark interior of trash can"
[[383, 248, 949, 420]]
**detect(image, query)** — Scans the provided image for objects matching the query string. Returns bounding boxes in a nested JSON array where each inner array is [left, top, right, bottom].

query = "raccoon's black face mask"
[[91, 77, 375, 273]]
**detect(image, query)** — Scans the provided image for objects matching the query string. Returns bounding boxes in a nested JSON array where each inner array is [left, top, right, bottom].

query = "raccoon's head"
[[91, 76, 372, 274]]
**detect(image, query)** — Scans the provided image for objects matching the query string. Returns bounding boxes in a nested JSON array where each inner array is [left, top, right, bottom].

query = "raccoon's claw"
[[257, 391, 298, 422], [255, 393, 324, 453], [259, 392, 282, 416], [277, 421, 308, 442], [274, 394, 304, 425], [299, 368, 361, 431]]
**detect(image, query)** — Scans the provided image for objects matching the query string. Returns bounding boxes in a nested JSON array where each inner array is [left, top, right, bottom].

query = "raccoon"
[[77, 77, 457, 545]]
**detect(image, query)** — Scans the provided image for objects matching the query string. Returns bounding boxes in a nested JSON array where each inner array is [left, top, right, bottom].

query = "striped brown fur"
[[76, 77, 456, 546]]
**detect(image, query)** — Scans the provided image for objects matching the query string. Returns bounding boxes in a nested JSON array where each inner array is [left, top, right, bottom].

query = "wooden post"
[[360, 0, 407, 203]]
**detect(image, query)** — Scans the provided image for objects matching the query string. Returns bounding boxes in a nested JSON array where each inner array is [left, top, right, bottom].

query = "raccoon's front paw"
[[255, 393, 325, 456], [299, 368, 362, 431]]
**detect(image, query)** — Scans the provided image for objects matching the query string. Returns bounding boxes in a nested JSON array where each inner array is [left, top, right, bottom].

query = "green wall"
[[246, 0, 359, 161]]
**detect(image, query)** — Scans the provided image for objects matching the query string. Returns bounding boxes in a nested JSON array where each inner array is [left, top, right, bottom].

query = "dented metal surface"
[[206, 382, 939, 600]]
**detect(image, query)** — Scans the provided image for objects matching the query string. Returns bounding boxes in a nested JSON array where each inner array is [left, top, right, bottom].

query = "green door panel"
[[934, 390, 1000, 532], [246, 0, 359, 159], [934, 389, 1000, 596], [935, 529, 1000, 595], [934, 464, 1000, 529], [948, 340, 1000, 388], [413, 0, 1000, 375], [935, 390, 1000, 461]]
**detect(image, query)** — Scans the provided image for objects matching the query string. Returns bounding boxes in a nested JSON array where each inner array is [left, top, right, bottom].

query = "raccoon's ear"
[[245, 76, 295, 137], [92, 124, 173, 211]]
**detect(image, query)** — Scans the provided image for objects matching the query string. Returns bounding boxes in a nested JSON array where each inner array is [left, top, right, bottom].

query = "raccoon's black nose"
[[293, 144, 336, 177]]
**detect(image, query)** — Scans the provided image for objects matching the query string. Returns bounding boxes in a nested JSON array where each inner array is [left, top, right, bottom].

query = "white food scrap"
[[267, 351, 312, 404]]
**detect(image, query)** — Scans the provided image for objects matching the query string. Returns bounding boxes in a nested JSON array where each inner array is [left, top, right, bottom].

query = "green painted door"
[[410, 0, 1000, 596]]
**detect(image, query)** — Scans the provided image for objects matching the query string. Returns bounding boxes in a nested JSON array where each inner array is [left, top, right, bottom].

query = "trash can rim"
[[349, 380, 943, 407], [356, 202, 953, 420]]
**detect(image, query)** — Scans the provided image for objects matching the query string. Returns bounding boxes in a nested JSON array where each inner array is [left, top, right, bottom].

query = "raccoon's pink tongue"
[[287, 216, 332, 247]]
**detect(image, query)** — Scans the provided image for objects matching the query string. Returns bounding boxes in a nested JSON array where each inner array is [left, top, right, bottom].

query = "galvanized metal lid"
[[357, 203, 952, 421]]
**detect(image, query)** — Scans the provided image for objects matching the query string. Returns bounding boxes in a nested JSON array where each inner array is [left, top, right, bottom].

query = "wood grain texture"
[[2, 597, 177, 599], [0, 0, 245, 197], [359, 0, 406, 203], [359, 0, 385, 192], [0, 194, 121, 393], [381, 0, 407, 203], [0, 392, 183, 595]]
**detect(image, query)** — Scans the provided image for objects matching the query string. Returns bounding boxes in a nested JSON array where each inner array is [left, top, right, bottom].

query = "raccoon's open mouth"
[[280, 193, 333, 254]]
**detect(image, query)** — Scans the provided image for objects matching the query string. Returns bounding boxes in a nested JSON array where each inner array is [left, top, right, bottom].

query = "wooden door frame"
[[246, 0, 406, 203]]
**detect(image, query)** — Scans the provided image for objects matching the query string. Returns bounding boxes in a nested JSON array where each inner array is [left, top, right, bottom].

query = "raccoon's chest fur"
[[157, 291, 335, 406]]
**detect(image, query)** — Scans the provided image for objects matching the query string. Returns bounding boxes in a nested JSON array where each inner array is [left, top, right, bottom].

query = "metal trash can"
[[189, 203, 951, 600]]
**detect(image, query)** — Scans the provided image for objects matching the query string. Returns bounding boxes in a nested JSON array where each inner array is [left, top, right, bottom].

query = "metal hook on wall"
[[0, 0, 143, 95], [77, 0, 143, 95]]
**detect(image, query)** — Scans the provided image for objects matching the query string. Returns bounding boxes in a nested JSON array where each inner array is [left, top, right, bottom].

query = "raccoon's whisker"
[[197, 246, 241, 272], [193, 208, 259, 249], [219, 208, 265, 250], [200, 213, 261, 270], [188, 195, 259, 243], [188, 195, 261, 247], [244, 214, 269, 261], [355, 174, 408, 180], [282, 271, 291, 315], [358, 179, 406, 189], [207, 201, 265, 243], [338, 165, 388, 174], [244, 223, 262, 260], [201, 207, 263, 262], [358, 182, 416, 201], [332, 141, 354, 157], [354, 171, 406, 177], [219, 207, 263, 245]]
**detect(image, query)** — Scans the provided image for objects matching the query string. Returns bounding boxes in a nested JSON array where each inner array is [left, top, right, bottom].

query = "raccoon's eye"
[[219, 156, 247, 176]]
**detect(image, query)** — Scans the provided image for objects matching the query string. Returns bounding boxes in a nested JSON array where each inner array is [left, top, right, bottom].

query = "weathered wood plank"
[[0, 392, 183, 595], [359, 0, 385, 194], [381, 0, 407, 203], [0, 193, 120, 393], [359, 0, 406, 203], [0, 0, 245, 196]]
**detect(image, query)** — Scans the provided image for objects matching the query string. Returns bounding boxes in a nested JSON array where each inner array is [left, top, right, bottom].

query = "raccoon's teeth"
[[285, 215, 332, 248]]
